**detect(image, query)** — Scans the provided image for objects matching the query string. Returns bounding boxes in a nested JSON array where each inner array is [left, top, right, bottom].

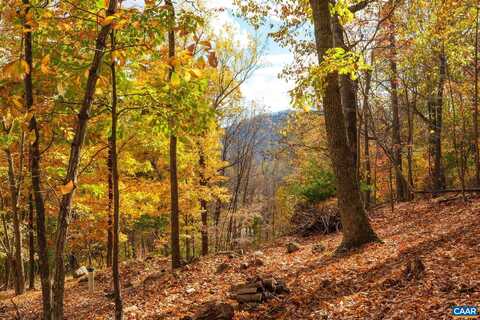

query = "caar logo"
[[451, 306, 478, 317]]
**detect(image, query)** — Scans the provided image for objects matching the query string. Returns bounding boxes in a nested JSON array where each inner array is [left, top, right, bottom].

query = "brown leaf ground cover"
[[1, 196, 479, 319]]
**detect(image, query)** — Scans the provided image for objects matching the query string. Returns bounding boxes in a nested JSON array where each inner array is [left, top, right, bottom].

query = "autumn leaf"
[[40, 54, 51, 74], [100, 15, 115, 26], [171, 72, 181, 87], [208, 51, 218, 68], [190, 68, 202, 78], [200, 40, 211, 49]]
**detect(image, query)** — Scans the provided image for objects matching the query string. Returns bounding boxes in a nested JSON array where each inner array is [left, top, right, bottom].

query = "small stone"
[[186, 287, 196, 294], [253, 250, 264, 257], [287, 242, 301, 253]]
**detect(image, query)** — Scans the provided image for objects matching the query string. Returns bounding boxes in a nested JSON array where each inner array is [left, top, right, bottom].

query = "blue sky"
[[124, 0, 294, 112]]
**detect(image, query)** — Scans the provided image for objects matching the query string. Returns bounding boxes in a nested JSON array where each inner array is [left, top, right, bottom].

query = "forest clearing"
[[1, 0, 479, 319]]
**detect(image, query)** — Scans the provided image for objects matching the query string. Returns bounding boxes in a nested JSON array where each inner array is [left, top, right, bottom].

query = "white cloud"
[[202, 0, 234, 10], [242, 53, 294, 112]]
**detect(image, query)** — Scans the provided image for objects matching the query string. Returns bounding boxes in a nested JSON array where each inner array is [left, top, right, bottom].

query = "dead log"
[[232, 286, 259, 295], [235, 293, 263, 303], [185, 302, 234, 320], [291, 203, 341, 237], [263, 278, 277, 292]]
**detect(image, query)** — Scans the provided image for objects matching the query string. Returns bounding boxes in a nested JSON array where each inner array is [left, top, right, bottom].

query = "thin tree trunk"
[[1, 212, 13, 290], [106, 136, 113, 268], [24, 6, 52, 311], [110, 30, 123, 320], [198, 146, 208, 256], [363, 70, 372, 208], [5, 149, 25, 295], [52, 1, 118, 318], [166, 0, 181, 269], [309, 0, 380, 252], [28, 194, 35, 290], [406, 89, 415, 188], [474, 6, 479, 186], [429, 51, 447, 192], [389, 26, 410, 201]]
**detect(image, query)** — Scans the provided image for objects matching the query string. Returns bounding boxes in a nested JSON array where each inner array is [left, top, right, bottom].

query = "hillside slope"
[[1, 196, 479, 319]]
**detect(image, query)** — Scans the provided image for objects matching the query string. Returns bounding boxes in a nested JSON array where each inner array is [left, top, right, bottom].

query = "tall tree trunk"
[[24, 2, 52, 310], [106, 136, 113, 268], [474, 6, 480, 186], [309, 0, 380, 252], [406, 90, 415, 188], [198, 146, 208, 256], [429, 52, 446, 192], [28, 194, 35, 290], [110, 30, 123, 320], [332, 17, 358, 175], [389, 28, 410, 201], [1, 212, 13, 290], [363, 69, 372, 208], [52, 1, 118, 318], [166, 0, 181, 269], [5, 149, 25, 295]]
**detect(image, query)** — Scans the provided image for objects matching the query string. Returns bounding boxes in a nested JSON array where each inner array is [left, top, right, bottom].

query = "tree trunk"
[[110, 30, 123, 320], [429, 52, 446, 192], [52, 1, 118, 318], [166, 0, 181, 269], [389, 28, 410, 201], [332, 17, 358, 175], [1, 212, 13, 291], [309, 0, 380, 252], [406, 90, 415, 188], [24, 5, 52, 310], [28, 194, 35, 290], [363, 70, 372, 208], [474, 6, 480, 186], [106, 135, 113, 268], [5, 149, 25, 295], [198, 147, 208, 256]]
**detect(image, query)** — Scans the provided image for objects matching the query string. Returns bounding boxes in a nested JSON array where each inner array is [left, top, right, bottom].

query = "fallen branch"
[[415, 188, 480, 194]]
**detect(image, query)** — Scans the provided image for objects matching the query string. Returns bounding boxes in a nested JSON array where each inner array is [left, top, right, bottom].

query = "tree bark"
[[332, 17, 358, 175], [429, 52, 447, 192], [28, 194, 35, 290], [166, 0, 181, 269], [309, 0, 380, 252], [22, 0, 51, 312], [52, 1, 118, 318], [389, 27, 410, 201], [110, 30, 123, 320], [198, 146, 208, 256], [363, 69, 372, 208], [474, 6, 480, 186], [106, 136, 113, 268], [4, 149, 25, 295], [406, 90, 415, 188]]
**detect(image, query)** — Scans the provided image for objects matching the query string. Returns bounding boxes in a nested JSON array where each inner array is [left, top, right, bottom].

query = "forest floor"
[[1, 195, 479, 320]]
